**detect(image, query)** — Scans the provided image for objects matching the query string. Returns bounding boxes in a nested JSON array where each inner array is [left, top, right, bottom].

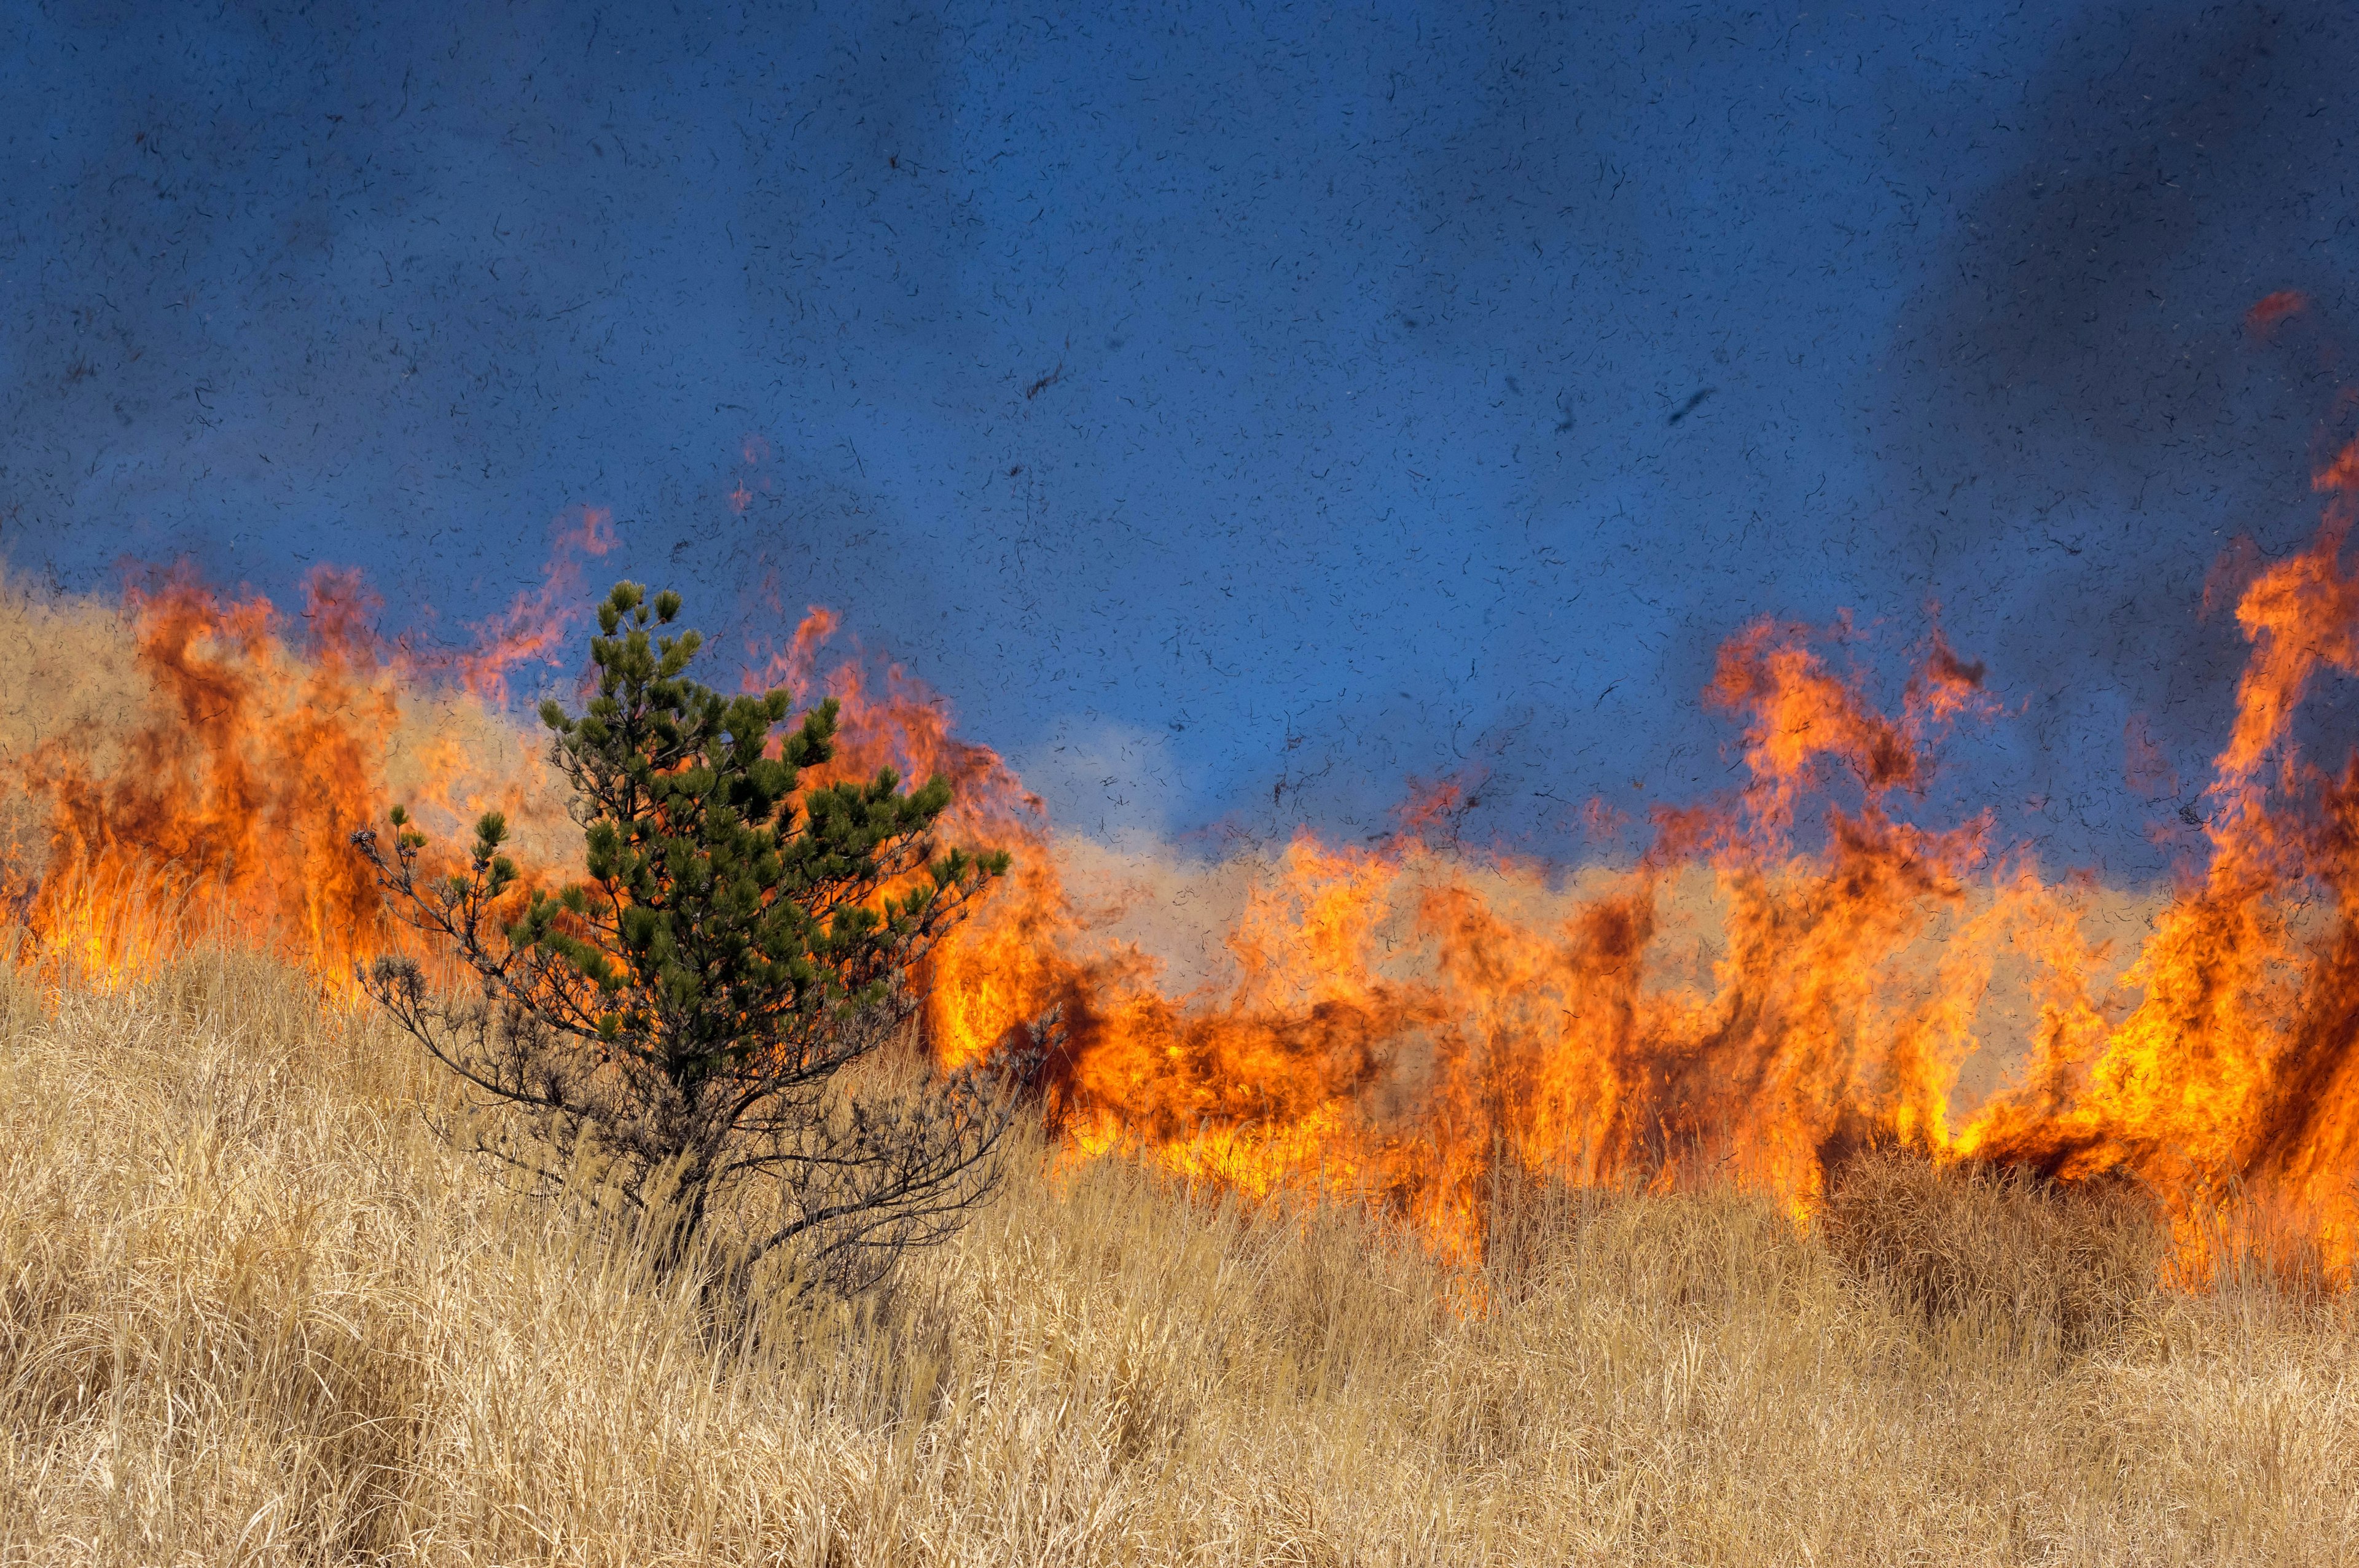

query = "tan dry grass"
[[1818, 1147, 2170, 1360], [2, 951, 2357, 1566]]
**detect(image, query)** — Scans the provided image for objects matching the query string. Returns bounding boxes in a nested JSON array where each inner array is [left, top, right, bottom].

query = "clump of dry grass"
[[1818, 1146, 2167, 1360], [2, 950, 2355, 1565]]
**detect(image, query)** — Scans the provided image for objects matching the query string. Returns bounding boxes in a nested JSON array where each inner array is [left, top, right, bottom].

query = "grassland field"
[[1, 945, 2353, 1567]]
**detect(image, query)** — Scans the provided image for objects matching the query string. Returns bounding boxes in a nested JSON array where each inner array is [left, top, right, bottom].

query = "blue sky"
[[6, 1, 2357, 875]]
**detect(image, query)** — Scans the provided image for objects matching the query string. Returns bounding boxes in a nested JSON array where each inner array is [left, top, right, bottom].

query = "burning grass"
[[12, 426, 2359, 1559], [12, 509, 2359, 1284], [2, 950, 2353, 1566]]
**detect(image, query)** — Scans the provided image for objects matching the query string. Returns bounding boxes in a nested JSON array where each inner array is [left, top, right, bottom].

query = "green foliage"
[[515, 580, 1003, 1084], [356, 581, 1020, 1290]]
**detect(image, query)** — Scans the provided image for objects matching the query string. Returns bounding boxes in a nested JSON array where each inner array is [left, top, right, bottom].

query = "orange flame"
[[10, 550, 569, 996], [18, 435, 2359, 1281], [453, 505, 620, 703], [15, 566, 399, 991], [2246, 289, 2310, 336], [902, 458, 2359, 1273]]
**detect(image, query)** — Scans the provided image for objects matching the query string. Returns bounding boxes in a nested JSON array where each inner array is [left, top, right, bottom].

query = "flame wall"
[[13, 448, 2359, 1279]]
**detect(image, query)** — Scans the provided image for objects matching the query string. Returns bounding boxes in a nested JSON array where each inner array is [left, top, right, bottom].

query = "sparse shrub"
[[353, 580, 1027, 1295], [1819, 1146, 2165, 1357]]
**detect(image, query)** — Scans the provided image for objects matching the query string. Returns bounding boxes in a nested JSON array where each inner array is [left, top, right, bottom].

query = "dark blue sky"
[[7, 1, 2358, 874]]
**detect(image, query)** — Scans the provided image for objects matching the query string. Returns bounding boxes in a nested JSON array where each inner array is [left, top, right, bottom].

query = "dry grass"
[[1818, 1147, 2170, 1360], [2, 953, 2356, 1566]]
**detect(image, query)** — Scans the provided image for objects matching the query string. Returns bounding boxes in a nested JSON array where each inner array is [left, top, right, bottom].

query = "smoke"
[[1877, 0, 2359, 855]]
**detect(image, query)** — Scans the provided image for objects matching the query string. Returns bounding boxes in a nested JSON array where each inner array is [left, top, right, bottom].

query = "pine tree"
[[354, 581, 1022, 1293]]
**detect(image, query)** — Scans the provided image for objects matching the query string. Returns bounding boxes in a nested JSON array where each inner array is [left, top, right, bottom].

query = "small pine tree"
[[353, 581, 1023, 1293]]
